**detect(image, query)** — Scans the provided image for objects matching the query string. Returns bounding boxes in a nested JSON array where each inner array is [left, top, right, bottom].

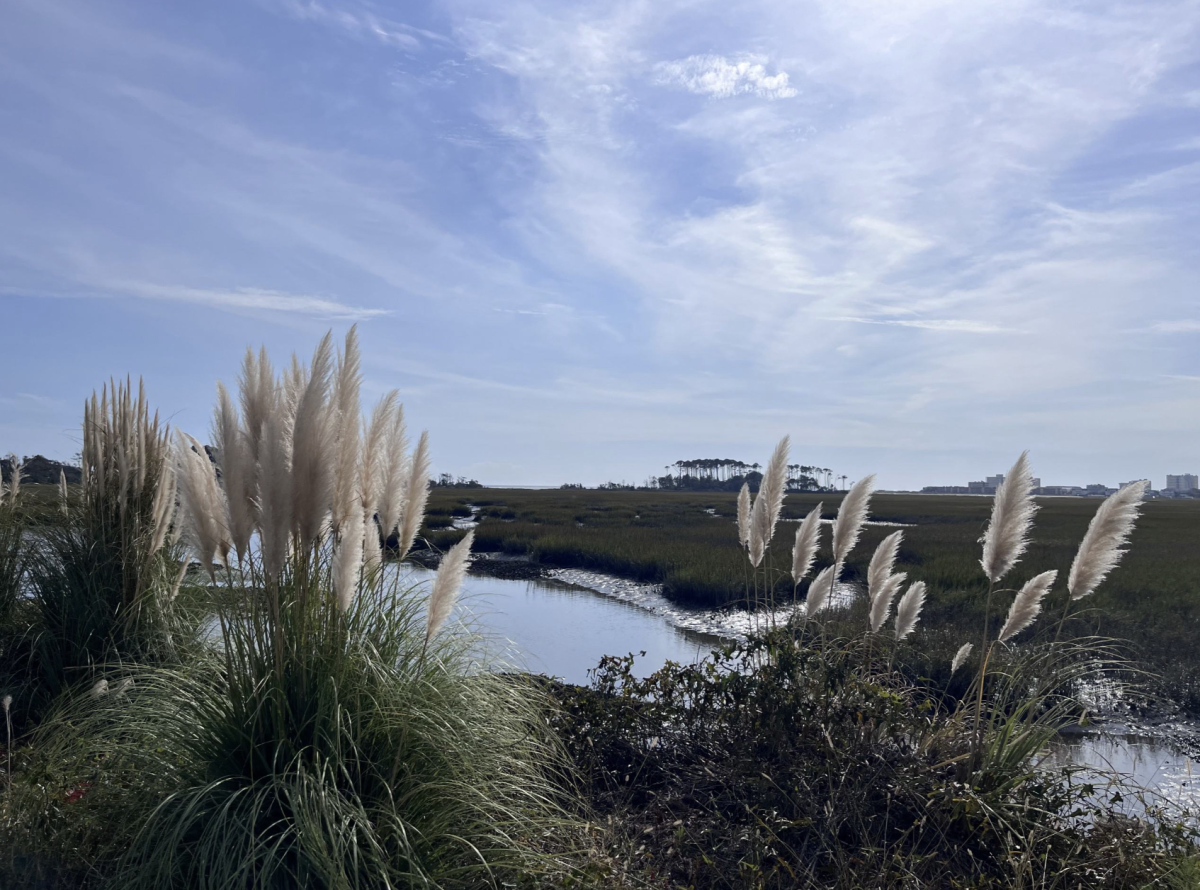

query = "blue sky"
[[2, 0, 1198, 489]]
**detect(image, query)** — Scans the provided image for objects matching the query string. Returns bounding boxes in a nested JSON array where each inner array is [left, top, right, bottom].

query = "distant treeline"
[[655, 458, 844, 492], [577, 458, 845, 493], [1, 454, 82, 485]]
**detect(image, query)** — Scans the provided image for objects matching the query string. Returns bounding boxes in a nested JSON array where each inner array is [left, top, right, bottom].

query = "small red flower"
[[64, 781, 93, 803]]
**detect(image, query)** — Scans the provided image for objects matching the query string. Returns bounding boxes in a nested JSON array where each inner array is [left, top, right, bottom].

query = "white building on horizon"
[[1165, 473, 1198, 492]]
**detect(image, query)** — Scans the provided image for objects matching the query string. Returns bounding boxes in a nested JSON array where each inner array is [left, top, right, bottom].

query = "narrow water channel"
[[398, 565, 726, 685]]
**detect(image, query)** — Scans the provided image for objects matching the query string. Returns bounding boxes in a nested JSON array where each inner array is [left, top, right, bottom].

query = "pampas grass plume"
[[791, 503, 822, 583], [997, 569, 1057, 643], [748, 436, 790, 566], [426, 529, 474, 644], [805, 565, 834, 616], [5, 454, 20, 502], [951, 642, 974, 674], [894, 581, 926, 641], [290, 332, 334, 550], [396, 431, 430, 560], [980, 452, 1037, 583], [176, 432, 231, 574], [736, 483, 751, 549], [868, 531, 903, 601], [214, 382, 254, 560], [334, 504, 365, 612], [868, 571, 906, 633], [1068, 480, 1146, 601], [258, 389, 293, 579], [331, 326, 362, 534], [832, 474, 876, 562], [377, 403, 409, 538]]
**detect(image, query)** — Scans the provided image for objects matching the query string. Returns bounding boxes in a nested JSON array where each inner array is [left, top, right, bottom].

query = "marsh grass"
[[425, 488, 1200, 711]]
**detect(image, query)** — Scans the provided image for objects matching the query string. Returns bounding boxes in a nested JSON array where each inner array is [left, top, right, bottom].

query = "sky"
[[2, 0, 1199, 490]]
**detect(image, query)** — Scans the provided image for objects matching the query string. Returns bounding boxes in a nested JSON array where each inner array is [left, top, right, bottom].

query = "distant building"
[[985, 474, 1004, 488], [1165, 474, 1198, 492]]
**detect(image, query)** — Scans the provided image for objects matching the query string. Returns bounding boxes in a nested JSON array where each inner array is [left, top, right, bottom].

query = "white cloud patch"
[[653, 55, 798, 99]]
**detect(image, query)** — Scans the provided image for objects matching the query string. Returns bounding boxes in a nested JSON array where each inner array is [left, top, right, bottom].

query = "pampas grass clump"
[[48, 328, 579, 890], [18, 378, 186, 711]]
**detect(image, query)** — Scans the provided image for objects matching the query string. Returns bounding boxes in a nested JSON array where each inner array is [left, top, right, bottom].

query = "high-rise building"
[[1166, 474, 1199, 492]]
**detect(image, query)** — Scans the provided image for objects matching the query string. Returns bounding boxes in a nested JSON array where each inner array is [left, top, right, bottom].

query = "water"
[[400, 565, 727, 685], [1046, 729, 1200, 824]]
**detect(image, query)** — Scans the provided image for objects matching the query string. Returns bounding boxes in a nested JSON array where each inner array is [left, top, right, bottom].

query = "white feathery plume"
[[867, 531, 903, 603], [805, 565, 835, 616], [894, 581, 927, 641], [377, 403, 409, 538], [832, 474, 876, 562], [175, 433, 231, 575], [90, 679, 109, 699], [748, 436, 790, 566], [360, 392, 398, 571], [426, 530, 474, 644], [791, 503, 823, 583], [980, 452, 1037, 583], [149, 457, 176, 555], [396, 431, 430, 560], [736, 482, 751, 549], [747, 497, 766, 567], [258, 386, 294, 579], [59, 468, 69, 516], [330, 327, 362, 535], [238, 346, 274, 472], [290, 333, 335, 550], [360, 391, 398, 524], [6, 454, 21, 502], [951, 643, 974, 674], [334, 504, 365, 612], [997, 570, 1057, 643], [213, 383, 254, 561], [1068, 480, 1146, 601], [868, 571, 907, 633]]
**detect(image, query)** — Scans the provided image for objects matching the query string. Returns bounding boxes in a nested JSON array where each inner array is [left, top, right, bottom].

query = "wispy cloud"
[[261, 0, 435, 49], [825, 316, 1014, 334], [1151, 320, 1200, 333], [653, 55, 798, 99], [115, 282, 389, 320]]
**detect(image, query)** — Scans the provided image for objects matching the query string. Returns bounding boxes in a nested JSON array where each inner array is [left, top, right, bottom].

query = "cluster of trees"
[[0, 454, 82, 485], [652, 459, 845, 492], [433, 473, 482, 488]]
